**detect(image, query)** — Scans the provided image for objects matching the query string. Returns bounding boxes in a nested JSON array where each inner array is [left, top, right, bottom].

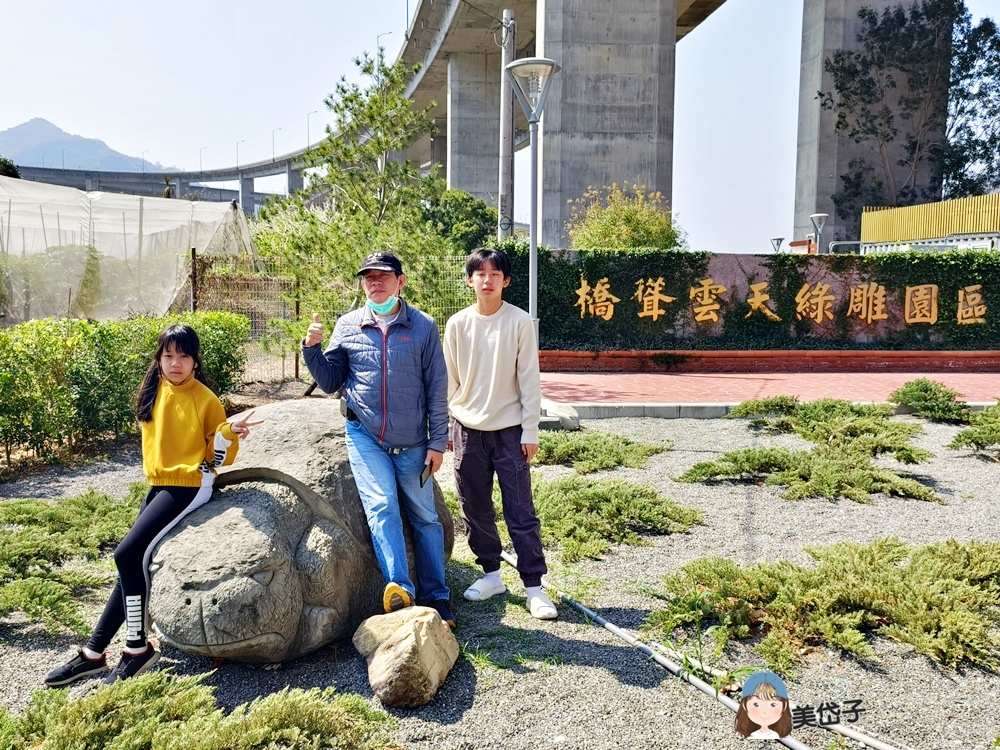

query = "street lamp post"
[[272, 128, 282, 162], [505, 57, 561, 338], [376, 31, 393, 55], [307, 110, 318, 150], [809, 213, 829, 254], [61, 148, 66, 169], [199, 146, 207, 172], [141, 150, 148, 173], [770, 237, 785, 254], [236, 140, 245, 169]]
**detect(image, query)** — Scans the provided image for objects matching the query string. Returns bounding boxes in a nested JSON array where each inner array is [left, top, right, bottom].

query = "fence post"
[[190, 247, 197, 312], [294, 276, 300, 379]]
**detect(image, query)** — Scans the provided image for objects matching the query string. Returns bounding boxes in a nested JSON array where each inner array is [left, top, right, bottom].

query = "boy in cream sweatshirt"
[[444, 248, 557, 619]]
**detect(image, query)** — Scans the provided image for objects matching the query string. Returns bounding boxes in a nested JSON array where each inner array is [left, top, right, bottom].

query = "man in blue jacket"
[[303, 251, 454, 627]]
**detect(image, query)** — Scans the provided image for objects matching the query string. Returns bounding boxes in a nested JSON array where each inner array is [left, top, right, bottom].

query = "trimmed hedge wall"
[[0, 312, 249, 467], [496, 243, 1000, 351]]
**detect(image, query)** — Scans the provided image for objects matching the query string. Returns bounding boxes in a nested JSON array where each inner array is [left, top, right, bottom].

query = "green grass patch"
[[949, 403, 1000, 453], [0, 670, 393, 750], [889, 378, 972, 423], [535, 429, 670, 473], [643, 537, 1000, 675], [682, 397, 938, 502], [0, 485, 142, 634], [533, 475, 702, 563]]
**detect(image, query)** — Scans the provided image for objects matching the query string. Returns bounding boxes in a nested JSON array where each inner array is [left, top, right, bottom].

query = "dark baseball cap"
[[356, 251, 403, 276]]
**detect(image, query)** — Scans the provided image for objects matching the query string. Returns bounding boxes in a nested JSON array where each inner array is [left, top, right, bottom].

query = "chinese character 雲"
[[689, 278, 727, 323], [633, 277, 677, 322]]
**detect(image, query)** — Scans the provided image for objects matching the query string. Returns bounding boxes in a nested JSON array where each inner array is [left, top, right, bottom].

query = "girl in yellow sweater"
[[44, 324, 261, 687]]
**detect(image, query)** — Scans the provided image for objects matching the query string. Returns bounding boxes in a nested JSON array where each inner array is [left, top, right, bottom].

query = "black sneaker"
[[383, 582, 413, 613], [103, 645, 160, 685], [431, 599, 456, 629], [43, 650, 110, 687]]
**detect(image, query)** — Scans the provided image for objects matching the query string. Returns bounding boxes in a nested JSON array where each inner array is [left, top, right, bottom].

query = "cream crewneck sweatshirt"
[[444, 301, 541, 444]]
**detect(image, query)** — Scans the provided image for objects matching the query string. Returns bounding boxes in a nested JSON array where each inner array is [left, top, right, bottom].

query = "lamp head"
[[809, 213, 829, 234], [505, 57, 561, 122]]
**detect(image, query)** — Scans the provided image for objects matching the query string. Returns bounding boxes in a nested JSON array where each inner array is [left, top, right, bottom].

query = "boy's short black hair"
[[465, 248, 512, 279]]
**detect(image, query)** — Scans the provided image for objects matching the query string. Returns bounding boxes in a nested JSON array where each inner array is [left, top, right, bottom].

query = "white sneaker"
[[527, 591, 558, 620], [463, 576, 507, 601]]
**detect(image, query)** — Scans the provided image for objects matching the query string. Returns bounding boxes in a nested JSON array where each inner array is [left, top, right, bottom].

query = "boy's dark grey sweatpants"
[[450, 421, 547, 587]]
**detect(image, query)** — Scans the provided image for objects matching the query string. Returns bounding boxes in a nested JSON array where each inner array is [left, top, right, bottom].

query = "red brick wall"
[[539, 350, 1000, 373]]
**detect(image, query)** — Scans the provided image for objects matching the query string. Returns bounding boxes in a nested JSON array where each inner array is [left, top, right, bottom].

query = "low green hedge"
[[0, 312, 249, 468]]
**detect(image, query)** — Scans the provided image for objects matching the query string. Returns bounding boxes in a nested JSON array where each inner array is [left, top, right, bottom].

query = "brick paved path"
[[540, 371, 1000, 405]]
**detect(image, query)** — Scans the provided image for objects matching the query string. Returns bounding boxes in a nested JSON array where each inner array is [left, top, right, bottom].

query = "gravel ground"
[[2, 414, 999, 750]]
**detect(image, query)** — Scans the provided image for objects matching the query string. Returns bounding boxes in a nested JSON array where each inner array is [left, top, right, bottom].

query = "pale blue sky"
[[0, 0, 993, 252]]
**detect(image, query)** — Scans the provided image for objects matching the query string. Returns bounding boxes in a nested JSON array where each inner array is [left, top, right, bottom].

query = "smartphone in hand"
[[420, 463, 432, 488]]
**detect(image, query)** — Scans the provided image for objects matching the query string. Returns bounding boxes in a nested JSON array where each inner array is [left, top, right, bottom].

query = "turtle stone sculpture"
[[147, 398, 454, 663]]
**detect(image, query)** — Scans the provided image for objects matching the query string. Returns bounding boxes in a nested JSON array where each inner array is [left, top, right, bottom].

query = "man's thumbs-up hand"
[[304, 312, 325, 348]]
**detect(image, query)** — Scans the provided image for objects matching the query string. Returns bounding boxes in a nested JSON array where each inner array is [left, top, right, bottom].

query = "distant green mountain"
[[0, 118, 176, 172]]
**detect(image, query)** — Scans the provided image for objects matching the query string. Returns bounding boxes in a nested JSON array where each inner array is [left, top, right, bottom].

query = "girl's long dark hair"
[[135, 324, 211, 422]]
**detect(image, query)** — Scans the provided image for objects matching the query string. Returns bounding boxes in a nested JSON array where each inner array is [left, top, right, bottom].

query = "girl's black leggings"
[[87, 484, 211, 652]]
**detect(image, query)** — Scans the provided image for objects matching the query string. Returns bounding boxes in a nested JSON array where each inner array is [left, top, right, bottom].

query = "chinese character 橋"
[[847, 282, 888, 324], [575, 277, 621, 321], [957, 284, 986, 325], [745, 282, 781, 321], [904, 284, 939, 324], [633, 277, 677, 322], [795, 282, 835, 324], [689, 278, 727, 323]]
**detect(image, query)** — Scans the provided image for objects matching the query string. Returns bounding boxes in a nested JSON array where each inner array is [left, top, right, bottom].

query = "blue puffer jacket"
[[302, 300, 448, 452]]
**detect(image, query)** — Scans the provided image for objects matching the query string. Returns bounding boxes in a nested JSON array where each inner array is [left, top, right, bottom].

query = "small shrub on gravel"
[[532, 475, 702, 562], [681, 397, 938, 503], [535, 429, 670, 473], [0, 671, 393, 750], [644, 537, 1000, 675], [949, 403, 1000, 453], [889, 378, 972, 423], [0, 486, 141, 634]]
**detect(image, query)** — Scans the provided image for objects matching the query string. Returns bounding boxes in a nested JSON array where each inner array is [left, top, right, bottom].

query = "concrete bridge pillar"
[[538, 0, 678, 248], [175, 179, 188, 199], [286, 164, 304, 194], [85, 177, 98, 192], [430, 130, 448, 174], [447, 52, 501, 203], [239, 173, 255, 216], [794, 0, 946, 244]]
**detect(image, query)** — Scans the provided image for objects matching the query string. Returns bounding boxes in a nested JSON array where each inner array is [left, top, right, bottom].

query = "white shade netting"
[[0, 176, 257, 322]]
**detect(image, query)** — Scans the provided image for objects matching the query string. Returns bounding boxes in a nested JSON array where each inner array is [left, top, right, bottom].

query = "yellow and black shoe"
[[383, 582, 413, 613]]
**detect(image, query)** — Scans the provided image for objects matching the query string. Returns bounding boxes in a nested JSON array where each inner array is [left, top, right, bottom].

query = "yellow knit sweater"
[[141, 377, 239, 488]]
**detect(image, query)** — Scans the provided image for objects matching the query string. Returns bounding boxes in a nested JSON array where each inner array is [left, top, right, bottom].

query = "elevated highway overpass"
[[20, 0, 920, 249]]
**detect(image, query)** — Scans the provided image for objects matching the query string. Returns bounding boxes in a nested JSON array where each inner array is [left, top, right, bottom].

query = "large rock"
[[147, 398, 455, 663], [353, 607, 459, 707]]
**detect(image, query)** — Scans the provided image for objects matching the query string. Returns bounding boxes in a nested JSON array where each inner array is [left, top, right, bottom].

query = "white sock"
[[123, 643, 148, 655], [483, 570, 502, 586], [525, 585, 544, 599], [82, 647, 103, 660]]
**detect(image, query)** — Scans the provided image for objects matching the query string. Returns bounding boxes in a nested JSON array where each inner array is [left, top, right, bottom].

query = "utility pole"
[[497, 10, 516, 240]]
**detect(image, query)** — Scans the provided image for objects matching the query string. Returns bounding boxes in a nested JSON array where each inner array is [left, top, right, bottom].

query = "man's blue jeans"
[[345, 419, 450, 604]]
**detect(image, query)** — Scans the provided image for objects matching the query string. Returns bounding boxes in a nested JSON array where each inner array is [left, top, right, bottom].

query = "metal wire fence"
[[194, 253, 471, 383]]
